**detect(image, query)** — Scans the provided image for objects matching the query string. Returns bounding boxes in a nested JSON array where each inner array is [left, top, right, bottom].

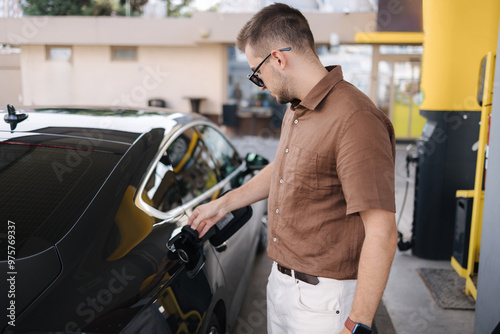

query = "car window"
[[0, 141, 121, 260], [167, 128, 218, 204], [141, 153, 183, 213], [197, 125, 242, 179]]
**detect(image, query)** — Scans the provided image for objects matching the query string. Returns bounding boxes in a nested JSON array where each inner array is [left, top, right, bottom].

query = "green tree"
[[118, 0, 148, 15], [23, 0, 91, 15], [164, 0, 194, 17], [22, 0, 211, 17], [22, 0, 148, 16], [84, 0, 114, 15]]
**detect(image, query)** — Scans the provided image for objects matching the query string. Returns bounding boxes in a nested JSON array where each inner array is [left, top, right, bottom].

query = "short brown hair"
[[236, 3, 316, 57]]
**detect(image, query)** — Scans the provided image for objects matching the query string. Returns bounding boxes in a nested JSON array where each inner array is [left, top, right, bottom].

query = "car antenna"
[[3, 104, 28, 131]]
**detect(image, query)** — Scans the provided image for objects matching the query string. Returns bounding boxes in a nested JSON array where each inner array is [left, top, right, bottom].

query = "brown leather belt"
[[277, 263, 319, 285]]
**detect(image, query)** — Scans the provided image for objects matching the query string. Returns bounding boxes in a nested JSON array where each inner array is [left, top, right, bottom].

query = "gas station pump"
[[450, 53, 496, 299], [409, 0, 500, 260]]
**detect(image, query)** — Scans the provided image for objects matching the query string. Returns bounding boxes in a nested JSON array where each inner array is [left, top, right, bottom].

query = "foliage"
[[82, 0, 114, 16], [22, 0, 148, 16], [23, 0, 92, 15], [22, 0, 215, 17], [118, 0, 148, 15], [164, 0, 194, 17]]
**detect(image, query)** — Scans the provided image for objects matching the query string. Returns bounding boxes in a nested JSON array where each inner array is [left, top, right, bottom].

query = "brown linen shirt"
[[267, 65, 396, 280]]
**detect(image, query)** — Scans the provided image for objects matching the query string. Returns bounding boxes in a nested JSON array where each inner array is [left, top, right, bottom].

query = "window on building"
[[46, 46, 72, 62], [227, 45, 274, 108], [380, 45, 423, 55], [111, 46, 138, 61], [317, 44, 373, 96]]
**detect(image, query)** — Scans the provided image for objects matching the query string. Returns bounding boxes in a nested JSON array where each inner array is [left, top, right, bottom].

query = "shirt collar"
[[291, 65, 344, 112]]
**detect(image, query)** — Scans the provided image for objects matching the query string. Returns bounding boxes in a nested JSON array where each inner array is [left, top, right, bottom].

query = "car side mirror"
[[231, 153, 269, 188], [245, 152, 269, 171]]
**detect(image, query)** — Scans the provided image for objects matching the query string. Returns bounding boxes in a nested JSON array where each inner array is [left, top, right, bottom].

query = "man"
[[188, 3, 397, 334]]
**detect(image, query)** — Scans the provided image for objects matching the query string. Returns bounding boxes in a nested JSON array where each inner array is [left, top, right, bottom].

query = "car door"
[[130, 122, 258, 333], [193, 124, 264, 323], [125, 125, 225, 333]]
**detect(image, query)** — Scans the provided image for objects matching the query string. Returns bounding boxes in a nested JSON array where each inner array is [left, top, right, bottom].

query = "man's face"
[[245, 45, 292, 105]]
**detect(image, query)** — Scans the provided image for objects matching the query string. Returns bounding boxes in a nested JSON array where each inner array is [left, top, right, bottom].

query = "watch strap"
[[345, 317, 372, 333], [345, 317, 356, 332]]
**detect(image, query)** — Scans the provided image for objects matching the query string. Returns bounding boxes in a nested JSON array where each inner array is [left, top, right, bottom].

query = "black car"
[[0, 105, 268, 334]]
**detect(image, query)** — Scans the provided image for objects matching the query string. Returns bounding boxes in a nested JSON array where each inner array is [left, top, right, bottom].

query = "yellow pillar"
[[420, 0, 500, 111], [412, 0, 500, 260]]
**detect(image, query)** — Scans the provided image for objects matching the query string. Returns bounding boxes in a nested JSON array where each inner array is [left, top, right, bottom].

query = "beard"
[[271, 66, 293, 105]]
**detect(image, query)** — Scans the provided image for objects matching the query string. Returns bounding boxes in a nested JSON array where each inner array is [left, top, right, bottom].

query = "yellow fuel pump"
[[411, 0, 500, 261], [452, 53, 496, 299]]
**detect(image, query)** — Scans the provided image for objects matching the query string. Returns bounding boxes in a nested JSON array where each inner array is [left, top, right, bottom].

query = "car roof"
[[0, 106, 202, 145]]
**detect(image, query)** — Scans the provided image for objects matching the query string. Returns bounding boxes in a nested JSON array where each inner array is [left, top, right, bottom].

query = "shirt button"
[[285, 148, 289, 153], [294, 119, 298, 124], [273, 238, 277, 242], [279, 179, 284, 184], [275, 209, 279, 214]]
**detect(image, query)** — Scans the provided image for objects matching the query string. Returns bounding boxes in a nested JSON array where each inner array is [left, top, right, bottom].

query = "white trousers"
[[267, 262, 357, 334]]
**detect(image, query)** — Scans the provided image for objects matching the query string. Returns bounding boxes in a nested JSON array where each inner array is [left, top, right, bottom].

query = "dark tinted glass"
[[167, 128, 218, 204], [0, 142, 121, 260], [141, 154, 183, 212], [197, 125, 242, 179]]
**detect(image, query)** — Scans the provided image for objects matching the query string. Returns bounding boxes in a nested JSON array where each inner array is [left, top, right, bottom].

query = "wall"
[[0, 53, 22, 106], [474, 23, 500, 334], [19, 44, 226, 113]]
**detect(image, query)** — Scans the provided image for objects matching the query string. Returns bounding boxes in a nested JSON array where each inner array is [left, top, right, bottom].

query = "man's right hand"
[[188, 161, 274, 238], [187, 198, 228, 238]]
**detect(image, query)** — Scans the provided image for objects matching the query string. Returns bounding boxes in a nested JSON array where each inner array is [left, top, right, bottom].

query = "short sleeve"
[[336, 109, 396, 215]]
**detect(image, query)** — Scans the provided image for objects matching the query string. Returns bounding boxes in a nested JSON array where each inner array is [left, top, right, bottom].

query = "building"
[[3, 10, 418, 136]]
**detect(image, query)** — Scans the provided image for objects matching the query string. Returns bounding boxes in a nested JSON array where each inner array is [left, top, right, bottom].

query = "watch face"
[[353, 324, 372, 334]]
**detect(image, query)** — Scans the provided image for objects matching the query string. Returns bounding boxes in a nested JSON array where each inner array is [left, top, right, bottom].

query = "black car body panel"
[[0, 107, 266, 333]]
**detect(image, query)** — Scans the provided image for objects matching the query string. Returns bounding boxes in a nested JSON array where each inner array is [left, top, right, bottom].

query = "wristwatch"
[[345, 317, 373, 334]]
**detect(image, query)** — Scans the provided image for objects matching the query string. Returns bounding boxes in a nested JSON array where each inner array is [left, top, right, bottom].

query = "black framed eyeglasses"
[[247, 47, 291, 87]]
